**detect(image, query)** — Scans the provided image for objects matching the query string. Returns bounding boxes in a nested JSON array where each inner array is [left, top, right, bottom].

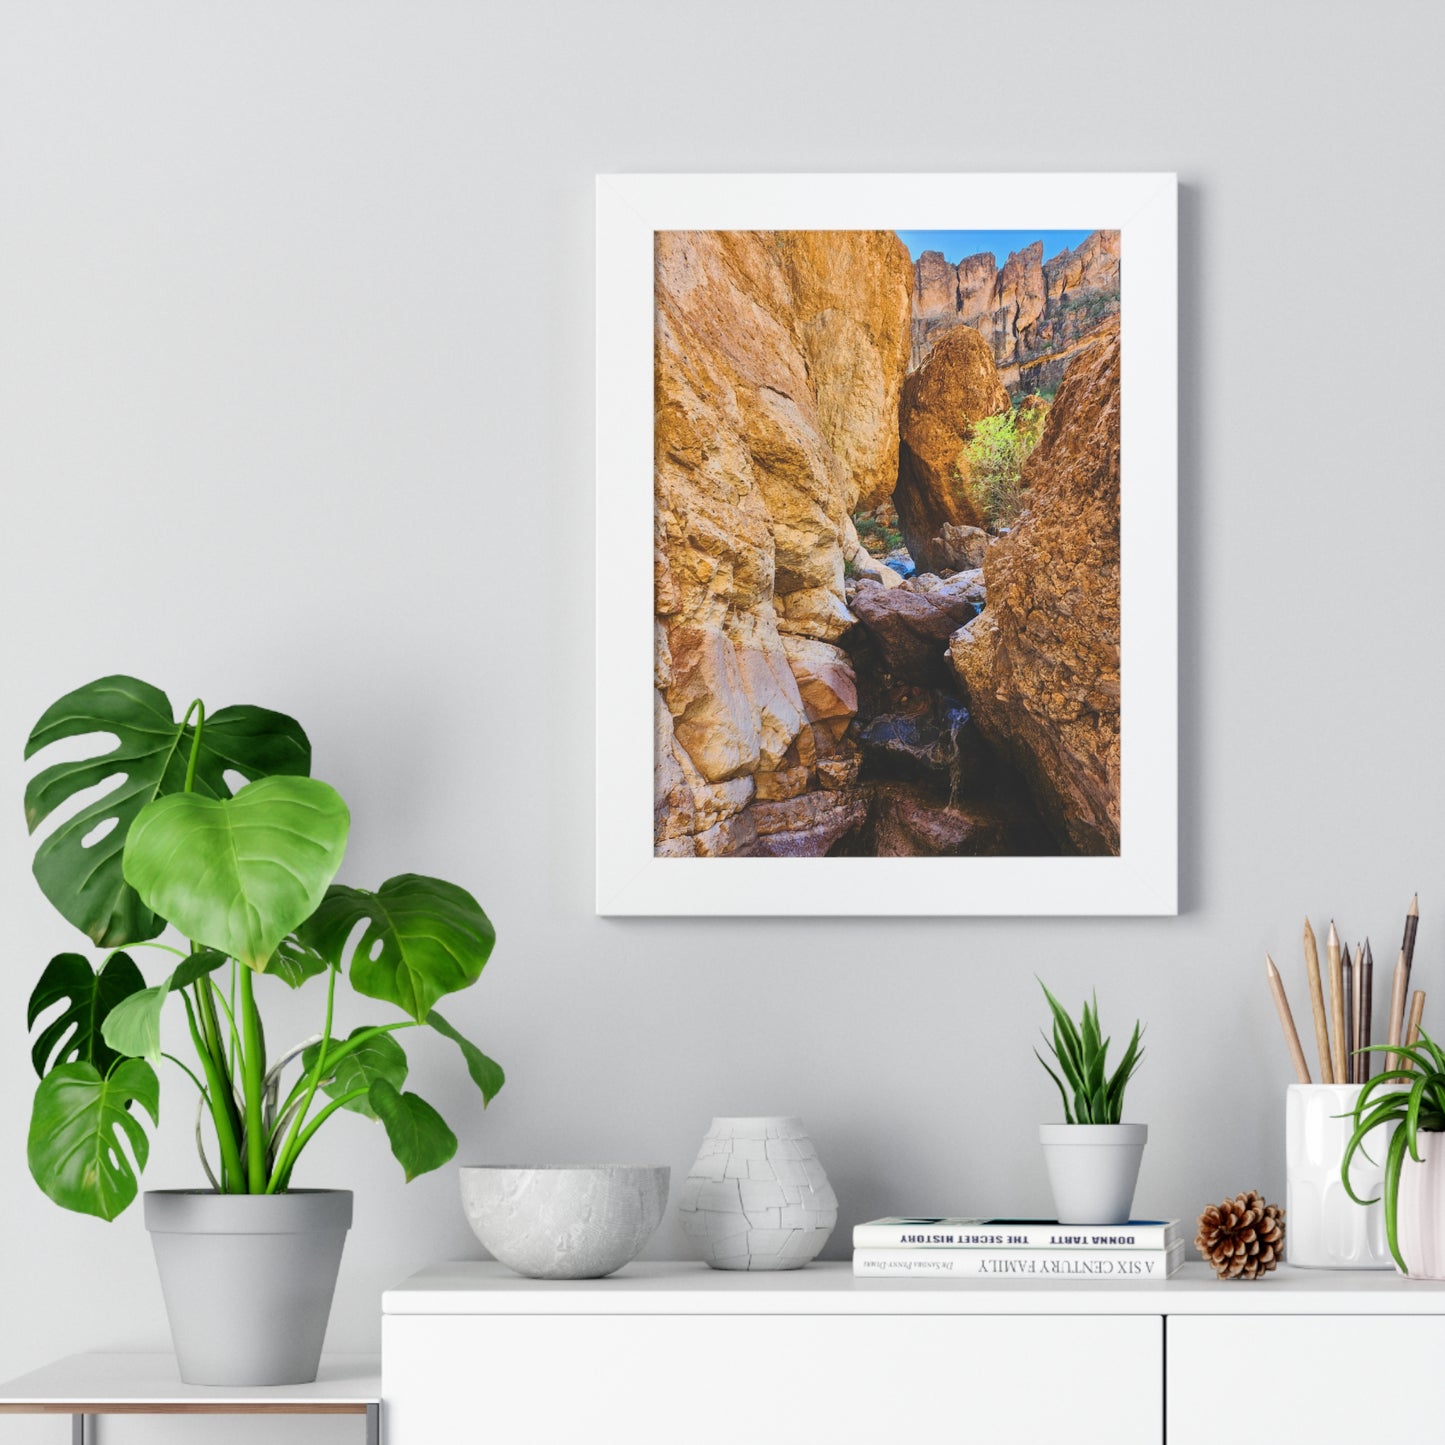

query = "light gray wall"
[[2, 1, 1441, 1439]]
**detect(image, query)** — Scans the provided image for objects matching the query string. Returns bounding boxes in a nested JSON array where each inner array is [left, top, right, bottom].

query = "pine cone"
[[1195, 1190, 1285, 1280]]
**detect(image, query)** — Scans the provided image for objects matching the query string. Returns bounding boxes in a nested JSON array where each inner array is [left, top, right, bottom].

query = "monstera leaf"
[[122, 776, 350, 970], [100, 951, 228, 1065], [267, 933, 333, 989], [301, 875, 496, 1023], [27, 951, 146, 1078], [368, 1078, 457, 1181], [302, 1028, 409, 1120], [427, 1010, 504, 1105], [28, 1059, 159, 1220], [25, 676, 310, 947]]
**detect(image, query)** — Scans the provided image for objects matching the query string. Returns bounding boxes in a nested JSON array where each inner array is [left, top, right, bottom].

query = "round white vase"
[[1396, 1129, 1445, 1279], [677, 1116, 837, 1270], [1039, 1123, 1146, 1224]]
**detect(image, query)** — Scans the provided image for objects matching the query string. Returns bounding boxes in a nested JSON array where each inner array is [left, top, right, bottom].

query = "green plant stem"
[[267, 1017, 424, 1189], [117, 941, 188, 960], [208, 976, 241, 1062], [237, 966, 268, 1191], [161, 1052, 210, 1101], [227, 960, 238, 1075], [181, 699, 206, 792], [179, 989, 244, 1191], [272, 1087, 371, 1192], [270, 1071, 315, 1147], [193, 978, 242, 1153], [267, 963, 339, 1193]]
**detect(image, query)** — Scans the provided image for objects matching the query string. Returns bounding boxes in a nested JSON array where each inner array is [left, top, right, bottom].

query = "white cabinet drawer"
[[385, 1313, 1161, 1444], [1168, 1315, 1445, 1445]]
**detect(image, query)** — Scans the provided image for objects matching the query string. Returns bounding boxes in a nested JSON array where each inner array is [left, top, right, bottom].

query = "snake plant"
[[1035, 980, 1145, 1125]]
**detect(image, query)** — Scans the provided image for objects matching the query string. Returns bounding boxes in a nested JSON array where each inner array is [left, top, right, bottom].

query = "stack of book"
[[852, 1217, 1186, 1279]]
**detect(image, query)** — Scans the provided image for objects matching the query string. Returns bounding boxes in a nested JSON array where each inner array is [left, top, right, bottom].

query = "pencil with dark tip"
[[1304, 918, 1333, 1084], [1342, 942, 1354, 1085], [1360, 939, 1374, 1083], [1402, 894, 1420, 1005], [1352, 942, 1364, 1084]]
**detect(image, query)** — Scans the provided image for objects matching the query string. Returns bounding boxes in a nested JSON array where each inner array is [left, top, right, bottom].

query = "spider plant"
[[1341, 1030, 1445, 1273], [1035, 981, 1145, 1125]]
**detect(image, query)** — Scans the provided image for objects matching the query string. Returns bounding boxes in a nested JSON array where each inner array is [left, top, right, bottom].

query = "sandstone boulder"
[[751, 789, 868, 857], [932, 522, 989, 571], [654, 229, 913, 853], [781, 635, 858, 742], [852, 570, 984, 685], [841, 515, 904, 590], [778, 231, 916, 511], [947, 331, 1121, 855], [870, 783, 1009, 857], [894, 326, 1009, 570], [654, 691, 757, 844]]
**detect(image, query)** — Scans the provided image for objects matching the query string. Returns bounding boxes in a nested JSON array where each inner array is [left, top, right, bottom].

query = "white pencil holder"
[[1285, 1083, 1394, 1269]]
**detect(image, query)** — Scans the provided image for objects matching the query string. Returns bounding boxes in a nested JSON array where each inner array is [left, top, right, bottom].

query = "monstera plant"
[[23, 676, 503, 1221]]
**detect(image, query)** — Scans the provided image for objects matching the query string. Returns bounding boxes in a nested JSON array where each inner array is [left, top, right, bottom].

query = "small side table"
[[0, 1352, 380, 1442]]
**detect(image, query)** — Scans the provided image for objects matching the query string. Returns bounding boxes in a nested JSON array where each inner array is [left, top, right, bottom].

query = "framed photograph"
[[596, 173, 1176, 916]]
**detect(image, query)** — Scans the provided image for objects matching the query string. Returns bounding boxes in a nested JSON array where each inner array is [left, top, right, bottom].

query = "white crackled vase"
[[677, 1116, 837, 1270]]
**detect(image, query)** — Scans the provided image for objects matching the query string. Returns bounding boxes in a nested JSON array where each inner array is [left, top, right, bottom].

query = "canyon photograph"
[[654, 227, 1121, 859]]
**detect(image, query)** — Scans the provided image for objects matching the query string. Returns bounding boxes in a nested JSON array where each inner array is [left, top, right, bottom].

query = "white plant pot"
[[677, 1116, 837, 1270], [1396, 1129, 1445, 1279], [1285, 1083, 1394, 1269], [1039, 1123, 1146, 1224]]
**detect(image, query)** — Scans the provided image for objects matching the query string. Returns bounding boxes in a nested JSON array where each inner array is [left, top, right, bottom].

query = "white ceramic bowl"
[[459, 1165, 670, 1280]]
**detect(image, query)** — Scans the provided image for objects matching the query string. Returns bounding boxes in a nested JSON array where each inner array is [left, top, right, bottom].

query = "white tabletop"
[[0, 1353, 380, 1412], [383, 1258, 1445, 1316]]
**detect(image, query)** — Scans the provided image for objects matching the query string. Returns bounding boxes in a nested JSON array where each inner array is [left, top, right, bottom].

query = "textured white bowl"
[[459, 1165, 670, 1279]]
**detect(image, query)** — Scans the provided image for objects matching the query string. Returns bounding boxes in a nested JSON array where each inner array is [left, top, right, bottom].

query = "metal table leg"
[[366, 1402, 380, 1445], [71, 1413, 89, 1445]]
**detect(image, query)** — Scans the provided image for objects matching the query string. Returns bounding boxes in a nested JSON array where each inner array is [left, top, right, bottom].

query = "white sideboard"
[[383, 1261, 1445, 1444]]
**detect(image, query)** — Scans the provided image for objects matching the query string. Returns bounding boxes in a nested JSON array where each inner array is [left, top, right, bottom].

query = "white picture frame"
[[597, 172, 1176, 916]]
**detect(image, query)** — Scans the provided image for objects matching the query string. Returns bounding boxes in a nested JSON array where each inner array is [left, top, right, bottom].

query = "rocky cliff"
[[654, 230, 914, 856], [911, 230, 1120, 394], [894, 325, 1010, 570], [947, 326, 1121, 854]]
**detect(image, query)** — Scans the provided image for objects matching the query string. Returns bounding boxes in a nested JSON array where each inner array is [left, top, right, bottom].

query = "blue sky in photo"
[[895, 229, 1096, 269]]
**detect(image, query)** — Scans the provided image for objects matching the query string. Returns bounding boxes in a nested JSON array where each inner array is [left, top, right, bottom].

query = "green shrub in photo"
[[955, 404, 1048, 530]]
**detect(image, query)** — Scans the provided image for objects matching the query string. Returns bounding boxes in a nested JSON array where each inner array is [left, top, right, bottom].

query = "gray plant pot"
[[144, 1189, 352, 1386]]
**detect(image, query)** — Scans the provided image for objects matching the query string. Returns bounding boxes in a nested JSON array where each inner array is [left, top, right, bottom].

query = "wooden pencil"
[[1402, 893, 1420, 1007], [1387, 949, 1408, 1073], [1402, 990, 1427, 1072], [1303, 918, 1333, 1083], [1327, 921, 1347, 1084], [1360, 939, 1374, 1083], [1266, 953, 1312, 1084], [1341, 943, 1354, 1084]]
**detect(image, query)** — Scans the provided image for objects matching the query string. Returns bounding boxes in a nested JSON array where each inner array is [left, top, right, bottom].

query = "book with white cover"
[[852, 1217, 1184, 1250], [852, 1241, 1187, 1279]]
